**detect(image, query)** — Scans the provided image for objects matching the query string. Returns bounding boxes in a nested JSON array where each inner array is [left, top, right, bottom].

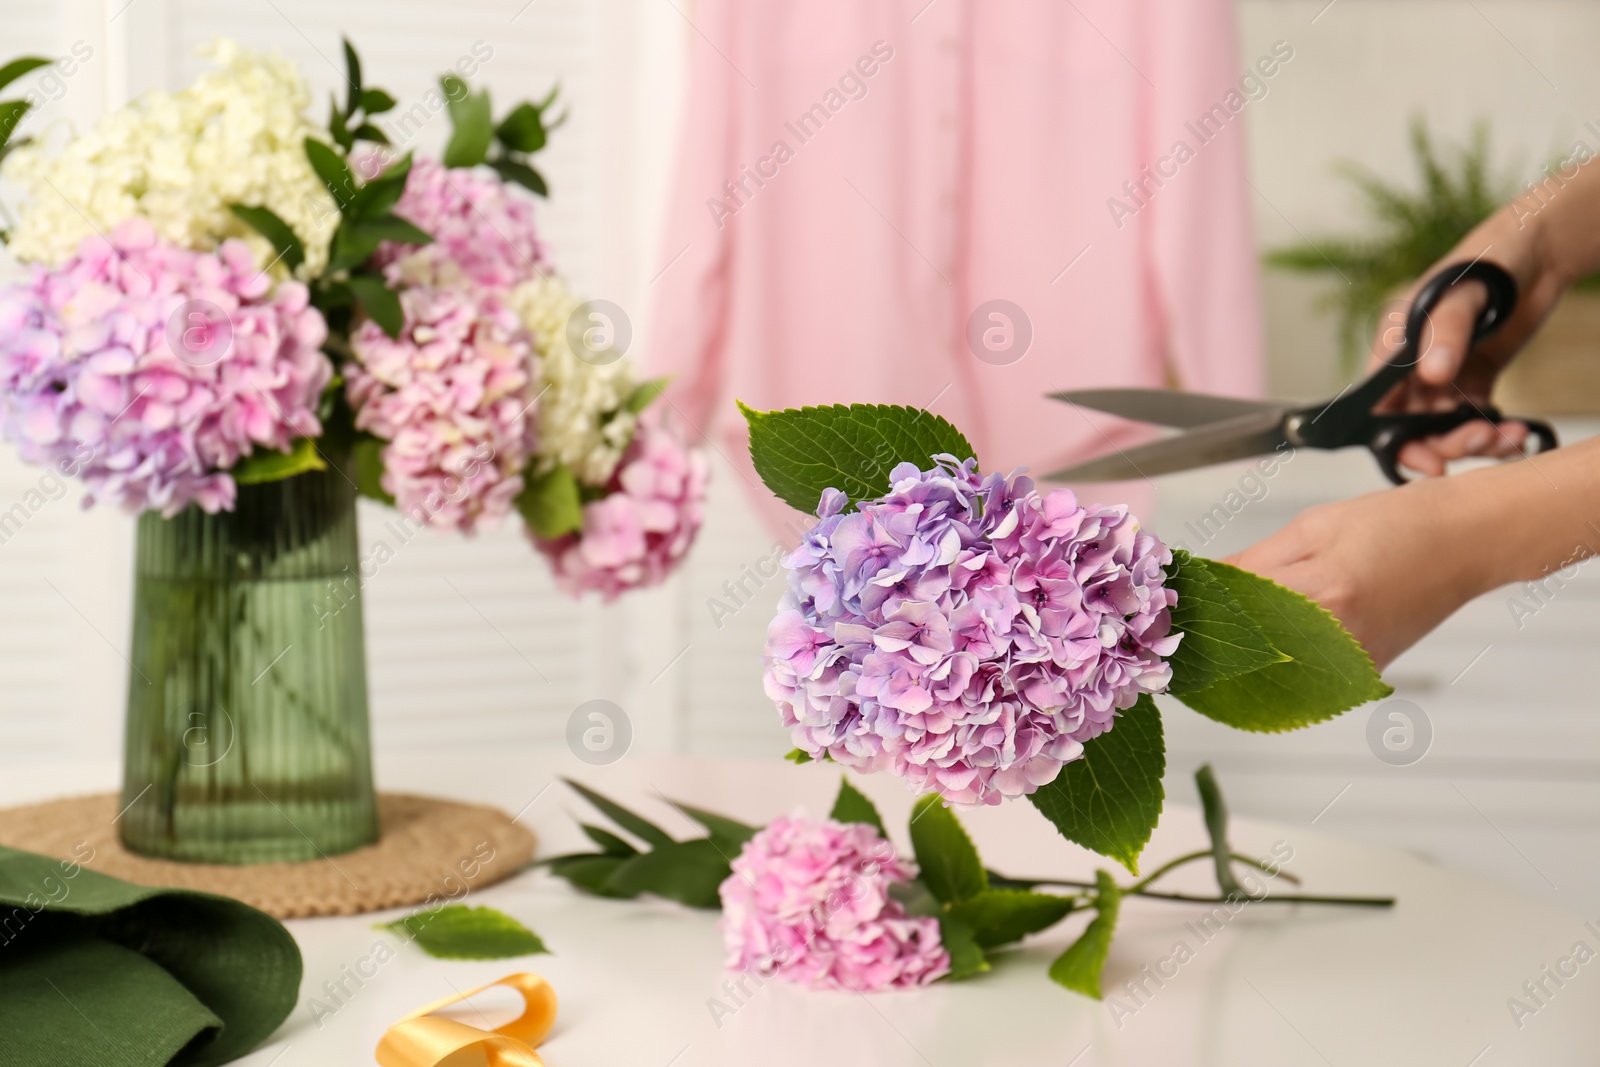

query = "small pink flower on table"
[[719, 811, 949, 992]]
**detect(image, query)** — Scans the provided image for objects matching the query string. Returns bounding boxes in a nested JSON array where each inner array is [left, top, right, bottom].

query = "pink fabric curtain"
[[649, 0, 1265, 526]]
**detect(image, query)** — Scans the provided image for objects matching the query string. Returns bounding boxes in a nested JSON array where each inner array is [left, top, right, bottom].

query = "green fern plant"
[[1265, 118, 1514, 373]]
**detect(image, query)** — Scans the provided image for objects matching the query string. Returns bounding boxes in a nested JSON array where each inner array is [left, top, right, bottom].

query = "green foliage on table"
[[381, 904, 549, 960]]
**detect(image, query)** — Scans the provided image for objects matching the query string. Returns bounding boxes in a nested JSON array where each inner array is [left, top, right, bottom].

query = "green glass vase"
[[118, 455, 379, 864]]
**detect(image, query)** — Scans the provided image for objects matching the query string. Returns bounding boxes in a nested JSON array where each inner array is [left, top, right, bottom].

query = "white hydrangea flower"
[[509, 273, 640, 487], [3, 38, 338, 276]]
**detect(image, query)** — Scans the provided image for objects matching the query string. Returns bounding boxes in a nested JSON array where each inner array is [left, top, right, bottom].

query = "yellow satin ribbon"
[[375, 973, 558, 1067]]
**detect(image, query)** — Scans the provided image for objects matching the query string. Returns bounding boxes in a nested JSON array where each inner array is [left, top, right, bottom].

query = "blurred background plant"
[[1265, 118, 1515, 375]]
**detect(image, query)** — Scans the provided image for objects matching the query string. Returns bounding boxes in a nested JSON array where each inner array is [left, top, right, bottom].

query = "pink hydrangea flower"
[[0, 218, 330, 516], [719, 811, 949, 992], [345, 285, 538, 532], [535, 418, 708, 601], [764, 457, 1180, 806], [365, 153, 543, 290]]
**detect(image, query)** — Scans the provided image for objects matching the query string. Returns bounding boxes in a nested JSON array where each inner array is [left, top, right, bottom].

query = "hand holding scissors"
[[1046, 261, 1557, 485]]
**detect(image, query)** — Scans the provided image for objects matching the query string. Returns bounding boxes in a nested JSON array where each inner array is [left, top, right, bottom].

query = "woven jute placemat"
[[0, 792, 536, 919]]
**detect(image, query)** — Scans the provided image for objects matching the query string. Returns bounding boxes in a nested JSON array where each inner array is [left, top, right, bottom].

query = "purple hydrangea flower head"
[[345, 284, 538, 532], [719, 811, 949, 991], [0, 218, 331, 516], [764, 456, 1179, 805]]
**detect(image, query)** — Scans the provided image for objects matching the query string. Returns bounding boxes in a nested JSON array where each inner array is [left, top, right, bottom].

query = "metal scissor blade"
[[1043, 409, 1290, 482], [1051, 388, 1288, 429]]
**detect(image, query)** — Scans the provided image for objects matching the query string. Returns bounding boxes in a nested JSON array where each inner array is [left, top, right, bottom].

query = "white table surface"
[[7, 749, 1599, 1067]]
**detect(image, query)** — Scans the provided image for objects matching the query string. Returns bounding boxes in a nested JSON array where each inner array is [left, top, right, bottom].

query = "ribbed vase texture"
[[119, 458, 378, 864]]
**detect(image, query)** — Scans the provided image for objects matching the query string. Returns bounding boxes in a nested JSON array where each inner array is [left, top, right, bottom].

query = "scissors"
[[1044, 260, 1559, 486]]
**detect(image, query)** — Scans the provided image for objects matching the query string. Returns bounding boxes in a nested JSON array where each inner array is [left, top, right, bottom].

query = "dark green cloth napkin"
[[0, 845, 301, 1066]]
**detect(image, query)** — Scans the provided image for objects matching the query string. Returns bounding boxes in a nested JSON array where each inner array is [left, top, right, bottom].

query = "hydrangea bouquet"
[[0, 38, 706, 595], [0, 41, 705, 864], [546, 402, 1395, 998]]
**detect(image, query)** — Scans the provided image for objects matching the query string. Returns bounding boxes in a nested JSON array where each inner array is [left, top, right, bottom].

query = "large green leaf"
[[909, 795, 987, 904], [1047, 871, 1121, 998], [352, 434, 395, 505], [0, 99, 31, 153], [348, 153, 414, 220], [938, 915, 990, 980], [739, 402, 978, 515], [227, 204, 306, 273], [946, 889, 1076, 949], [442, 75, 494, 167], [361, 88, 397, 115], [602, 838, 730, 909], [515, 464, 584, 540], [382, 905, 548, 960], [341, 37, 363, 115], [1028, 694, 1164, 875], [1174, 561, 1392, 731], [230, 438, 326, 485], [829, 777, 886, 835], [1165, 550, 1287, 695], [580, 824, 638, 857]]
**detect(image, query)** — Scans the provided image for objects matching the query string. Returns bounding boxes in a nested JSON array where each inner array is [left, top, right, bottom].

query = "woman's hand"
[[1224, 475, 1502, 669], [1373, 163, 1600, 476]]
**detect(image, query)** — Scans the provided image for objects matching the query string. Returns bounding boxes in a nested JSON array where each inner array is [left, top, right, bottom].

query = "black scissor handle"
[[1369, 404, 1559, 485], [1347, 260, 1520, 417]]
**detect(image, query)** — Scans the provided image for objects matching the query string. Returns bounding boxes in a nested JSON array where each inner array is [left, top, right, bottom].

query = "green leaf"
[[603, 838, 730, 909], [909, 795, 987, 904], [623, 376, 669, 415], [1047, 871, 1121, 998], [947, 888, 1077, 949], [381, 905, 548, 960], [663, 800, 758, 851], [515, 464, 584, 540], [442, 75, 494, 168], [227, 203, 306, 272], [581, 824, 639, 857], [328, 96, 352, 152], [330, 215, 432, 271], [1174, 560, 1392, 732], [1165, 550, 1287, 695], [342, 37, 363, 116], [0, 57, 50, 94], [304, 137, 356, 211], [938, 915, 990, 981], [346, 275, 404, 339], [352, 123, 390, 145], [230, 438, 326, 485], [784, 748, 813, 765], [563, 779, 675, 849], [495, 102, 548, 153], [360, 88, 397, 115], [739, 401, 978, 515], [0, 99, 32, 153], [352, 434, 395, 505], [829, 777, 885, 835], [545, 853, 632, 897], [490, 156, 548, 197], [1194, 764, 1243, 899], [348, 154, 413, 220], [1028, 694, 1164, 876]]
